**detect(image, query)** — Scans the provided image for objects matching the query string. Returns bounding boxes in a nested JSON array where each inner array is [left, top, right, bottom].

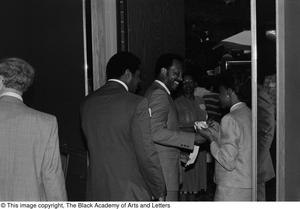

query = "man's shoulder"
[[227, 105, 252, 127], [126, 92, 145, 104], [145, 83, 169, 99], [24, 106, 57, 123], [0, 101, 56, 125]]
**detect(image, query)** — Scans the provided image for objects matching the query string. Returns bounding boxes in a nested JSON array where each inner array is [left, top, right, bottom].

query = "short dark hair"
[[0, 57, 35, 92], [106, 52, 141, 80], [154, 53, 183, 78], [218, 72, 236, 91], [218, 72, 251, 106]]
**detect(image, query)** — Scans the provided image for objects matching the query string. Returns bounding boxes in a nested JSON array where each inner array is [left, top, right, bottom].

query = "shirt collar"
[[0, 91, 23, 102], [230, 102, 244, 112], [108, 79, 129, 92], [155, 80, 170, 95]]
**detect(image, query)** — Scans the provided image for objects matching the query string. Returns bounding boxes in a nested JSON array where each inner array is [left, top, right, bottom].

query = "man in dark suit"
[[81, 52, 166, 201], [144, 53, 207, 201]]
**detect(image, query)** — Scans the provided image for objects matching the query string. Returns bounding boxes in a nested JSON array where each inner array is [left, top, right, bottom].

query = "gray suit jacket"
[[81, 81, 166, 201], [211, 102, 252, 188], [0, 96, 67, 201], [145, 82, 195, 191], [257, 87, 275, 183]]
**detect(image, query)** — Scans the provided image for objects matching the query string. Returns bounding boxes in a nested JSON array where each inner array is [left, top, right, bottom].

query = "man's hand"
[[158, 196, 166, 201], [207, 119, 219, 130], [197, 128, 214, 143], [194, 132, 207, 145], [180, 151, 190, 164], [207, 120, 220, 141], [152, 196, 166, 201]]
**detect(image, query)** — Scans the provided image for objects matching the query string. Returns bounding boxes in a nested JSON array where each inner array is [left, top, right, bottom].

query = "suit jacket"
[[257, 87, 275, 183], [0, 95, 67, 201], [144, 81, 195, 191], [211, 102, 252, 188], [81, 81, 166, 201]]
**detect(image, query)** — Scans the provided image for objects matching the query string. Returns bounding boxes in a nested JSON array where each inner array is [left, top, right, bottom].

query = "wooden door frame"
[[276, 0, 285, 201], [89, 0, 117, 90], [250, 0, 258, 201]]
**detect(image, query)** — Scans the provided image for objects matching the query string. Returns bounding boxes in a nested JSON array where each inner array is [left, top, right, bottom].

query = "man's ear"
[[0, 75, 4, 90], [124, 69, 132, 82], [227, 88, 234, 96], [161, 68, 167, 76]]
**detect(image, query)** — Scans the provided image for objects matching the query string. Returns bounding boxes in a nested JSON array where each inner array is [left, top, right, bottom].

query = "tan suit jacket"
[[0, 96, 67, 201], [145, 82, 195, 192], [211, 102, 252, 189]]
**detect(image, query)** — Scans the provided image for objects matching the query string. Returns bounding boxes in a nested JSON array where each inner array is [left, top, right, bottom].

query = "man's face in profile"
[[166, 59, 183, 91], [219, 85, 231, 109]]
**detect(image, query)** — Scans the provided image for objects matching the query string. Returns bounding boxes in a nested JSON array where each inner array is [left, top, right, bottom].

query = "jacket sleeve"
[[131, 98, 166, 199], [210, 115, 240, 171], [148, 90, 195, 150], [41, 117, 68, 201], [257, 96, 275, 152]]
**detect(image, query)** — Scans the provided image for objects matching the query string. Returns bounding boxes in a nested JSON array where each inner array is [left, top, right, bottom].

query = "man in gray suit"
[[0, 58, 67, 201], [81, 52, 166, 201], [200, 72, 252, 201], [144, 53, 207, 201]]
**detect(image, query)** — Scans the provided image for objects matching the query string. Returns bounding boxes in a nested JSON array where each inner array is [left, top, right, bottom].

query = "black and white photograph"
[[0, 0, 298, 204]]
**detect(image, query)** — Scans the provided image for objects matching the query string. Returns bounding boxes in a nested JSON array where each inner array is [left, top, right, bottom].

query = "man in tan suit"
[[0, 58, 67, 201], [200, 72, 252, 201], [145, 53, 206, 201]]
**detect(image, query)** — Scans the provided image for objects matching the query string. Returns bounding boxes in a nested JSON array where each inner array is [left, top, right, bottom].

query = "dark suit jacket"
[[257, 87, 275, 183], [144, 81, 195, 191], [81, 81, 166, 201], [0, 96, 67, 201]]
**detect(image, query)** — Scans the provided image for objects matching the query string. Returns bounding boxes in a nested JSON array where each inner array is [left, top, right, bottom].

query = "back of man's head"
[[0, 58, 35, 93], [154, 53, 183, 79], [106, 52, 141, 80]]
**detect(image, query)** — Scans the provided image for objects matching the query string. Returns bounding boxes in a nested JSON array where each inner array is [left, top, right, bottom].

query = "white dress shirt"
[[108, 79, 128, 92], [155, 80, 170, 95], [0, 92, 23, 101]]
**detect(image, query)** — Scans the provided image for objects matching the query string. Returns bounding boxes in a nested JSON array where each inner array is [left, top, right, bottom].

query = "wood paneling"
[[91, 0, 117, 90], [126, 0, 185, 94], [251, 0, 257, 201]]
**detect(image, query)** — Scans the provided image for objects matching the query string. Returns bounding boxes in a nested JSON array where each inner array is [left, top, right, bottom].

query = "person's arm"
[[257, 97, 275, 152], [42, 117, 67, 201], [149, 90, 202, 150], [210, 115, 240, 171], [257, 96, 275, 164], [131, 98, 166, 200]]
